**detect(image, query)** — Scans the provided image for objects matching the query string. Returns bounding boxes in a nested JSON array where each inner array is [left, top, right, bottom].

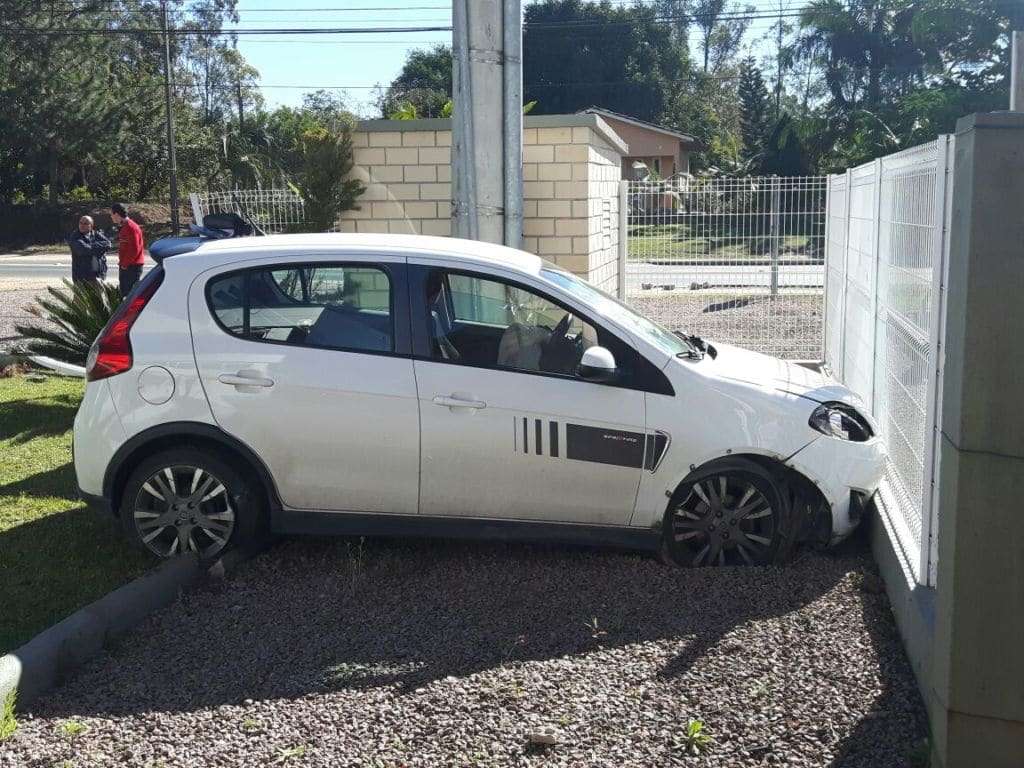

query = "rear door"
[[189, 253, 420, 515], [411, 262, 664, 526]]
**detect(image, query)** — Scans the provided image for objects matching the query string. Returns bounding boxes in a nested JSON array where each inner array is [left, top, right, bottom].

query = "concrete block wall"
[[342, 125, 453, 237], [337, 114, 628, 289]]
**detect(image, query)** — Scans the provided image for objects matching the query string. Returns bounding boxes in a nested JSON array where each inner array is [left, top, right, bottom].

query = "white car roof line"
[[184, 233, 542, 274]]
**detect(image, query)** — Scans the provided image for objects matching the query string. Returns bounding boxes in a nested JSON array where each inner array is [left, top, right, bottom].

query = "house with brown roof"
[[581, 108, 698, 180]]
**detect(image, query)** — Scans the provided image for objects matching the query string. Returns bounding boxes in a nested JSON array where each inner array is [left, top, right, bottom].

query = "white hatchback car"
[[74, 233, 885, 566]]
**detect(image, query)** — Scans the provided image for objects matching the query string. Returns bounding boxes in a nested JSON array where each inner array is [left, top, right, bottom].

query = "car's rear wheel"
[[664, 459, 793, 567], [121, 448, 263, 559]]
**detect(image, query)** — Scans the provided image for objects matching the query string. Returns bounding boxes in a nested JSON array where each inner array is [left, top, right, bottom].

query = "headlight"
[[808, 402, 874, 441]]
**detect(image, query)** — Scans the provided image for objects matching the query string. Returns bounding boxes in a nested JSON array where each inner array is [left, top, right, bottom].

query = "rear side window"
[[207, 263, 394, 353]]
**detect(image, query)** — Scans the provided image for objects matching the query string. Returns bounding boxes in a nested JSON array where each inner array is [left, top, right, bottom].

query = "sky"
[[231, 0, 454, 117], [230, 0, 793, 118]]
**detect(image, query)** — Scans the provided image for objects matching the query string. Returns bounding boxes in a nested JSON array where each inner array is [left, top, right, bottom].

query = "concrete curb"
[[0, 547, 252, 708]]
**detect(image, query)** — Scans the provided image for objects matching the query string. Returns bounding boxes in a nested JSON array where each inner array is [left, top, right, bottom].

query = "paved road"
[[0, 253, 151, 281], [627, 262, 824, 290]]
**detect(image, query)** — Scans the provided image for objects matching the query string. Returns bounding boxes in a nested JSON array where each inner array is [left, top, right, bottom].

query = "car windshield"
[[540, 268, 693, 358]]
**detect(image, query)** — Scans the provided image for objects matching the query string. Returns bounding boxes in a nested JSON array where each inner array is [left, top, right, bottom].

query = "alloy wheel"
[[670, 473, 777, 566], [132, 465, 236, 558]]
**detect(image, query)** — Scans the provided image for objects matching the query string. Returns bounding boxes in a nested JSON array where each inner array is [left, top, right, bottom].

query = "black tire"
[[120, 446, 266, 560], [662, 458, 796, 567]]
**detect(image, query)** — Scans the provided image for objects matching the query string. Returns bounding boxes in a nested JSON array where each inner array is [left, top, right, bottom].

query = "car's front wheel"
[[664, 459, 794, 567], [121, 448, 264, 559]]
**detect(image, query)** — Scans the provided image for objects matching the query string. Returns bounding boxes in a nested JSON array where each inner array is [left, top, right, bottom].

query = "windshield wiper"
[[674, 332, 717, 360], [687, 334, 717, 358]]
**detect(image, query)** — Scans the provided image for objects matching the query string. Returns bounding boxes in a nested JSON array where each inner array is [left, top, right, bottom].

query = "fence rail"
[[623, 175, 826, 359], [824, 137, 953, 586], [190, 189, 306, 234]]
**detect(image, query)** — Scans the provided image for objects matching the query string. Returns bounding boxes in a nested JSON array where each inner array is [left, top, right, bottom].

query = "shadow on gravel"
[[827, 527, 929, 767], [27, 533, 912, 753]]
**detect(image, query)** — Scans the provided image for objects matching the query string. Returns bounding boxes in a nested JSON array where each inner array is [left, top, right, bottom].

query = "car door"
[[411, 262, 657, 526], [189, 254, 419, 515]]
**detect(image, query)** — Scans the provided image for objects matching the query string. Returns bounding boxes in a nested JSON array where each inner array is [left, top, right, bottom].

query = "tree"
[[0, 0, 257, 204], [762, 112, 809, 176], [378, 45, 452, 119], [738, 59, 772, 170], [290, 122, 366, 232], [691, 0, 752, 73], [794, 0, 1016, 168], [523, 0, 692, 123]]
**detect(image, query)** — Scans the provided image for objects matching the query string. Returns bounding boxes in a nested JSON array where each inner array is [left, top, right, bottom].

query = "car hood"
[[698, 343, 863, 406]]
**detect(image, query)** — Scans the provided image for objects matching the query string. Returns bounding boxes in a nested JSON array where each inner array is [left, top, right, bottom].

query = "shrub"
[[289, 121, 366, 233], [15, 280, 122, 365]]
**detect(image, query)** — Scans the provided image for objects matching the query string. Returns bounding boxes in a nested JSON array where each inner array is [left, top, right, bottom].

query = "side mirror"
[[577, 346, 618, 382]]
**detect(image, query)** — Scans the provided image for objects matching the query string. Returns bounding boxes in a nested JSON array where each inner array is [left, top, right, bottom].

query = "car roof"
[[177, 233, 545, 276]]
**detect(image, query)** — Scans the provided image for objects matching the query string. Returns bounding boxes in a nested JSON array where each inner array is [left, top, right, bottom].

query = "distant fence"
[[825, 137, 954, 586], [623, 175, 826, 360], [190, 189, 306, 234]]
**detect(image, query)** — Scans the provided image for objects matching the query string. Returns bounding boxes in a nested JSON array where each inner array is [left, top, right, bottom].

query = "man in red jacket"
[[110, 202, 145, 297]]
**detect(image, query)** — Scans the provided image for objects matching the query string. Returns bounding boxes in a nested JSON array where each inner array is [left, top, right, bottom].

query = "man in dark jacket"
[[68, 215, 111, 287]]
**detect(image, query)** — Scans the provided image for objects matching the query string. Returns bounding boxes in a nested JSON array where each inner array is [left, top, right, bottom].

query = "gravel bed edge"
[[0, 547, 252, 708]]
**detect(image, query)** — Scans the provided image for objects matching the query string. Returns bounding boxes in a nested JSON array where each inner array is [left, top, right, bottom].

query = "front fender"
[[631, 378, 820, 529]]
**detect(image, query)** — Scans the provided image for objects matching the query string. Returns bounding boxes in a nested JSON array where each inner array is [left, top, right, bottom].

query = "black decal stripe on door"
[[513, 418, 662, 469], [565, 424, 645, 469]]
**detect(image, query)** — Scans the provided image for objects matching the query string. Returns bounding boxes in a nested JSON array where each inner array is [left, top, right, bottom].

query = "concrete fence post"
[[928, 112, 1024, 767], [871, 112, 1024, 768]]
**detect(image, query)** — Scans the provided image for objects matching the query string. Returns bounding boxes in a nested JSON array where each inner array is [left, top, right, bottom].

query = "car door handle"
[[432, 395, 486, 409], [218, 373, 274, 388]]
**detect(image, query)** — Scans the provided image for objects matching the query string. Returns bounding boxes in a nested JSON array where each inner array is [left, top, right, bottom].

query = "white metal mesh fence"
[[624, 175, 826, 359], [824, 137, 952, 585], [190, 189, 307, 234]]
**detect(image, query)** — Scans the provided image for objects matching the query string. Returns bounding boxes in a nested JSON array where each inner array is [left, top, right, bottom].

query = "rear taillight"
[[86, 271, 164, 382]]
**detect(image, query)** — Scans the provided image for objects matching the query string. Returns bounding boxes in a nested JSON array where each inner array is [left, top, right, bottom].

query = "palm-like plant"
[[15, 280, 122, 365]]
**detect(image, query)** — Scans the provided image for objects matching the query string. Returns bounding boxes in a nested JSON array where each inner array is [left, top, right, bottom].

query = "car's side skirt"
[[273, 510, 662, 552]]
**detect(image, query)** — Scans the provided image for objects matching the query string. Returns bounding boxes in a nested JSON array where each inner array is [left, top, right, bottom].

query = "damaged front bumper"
[[787, 434, 887, 544]]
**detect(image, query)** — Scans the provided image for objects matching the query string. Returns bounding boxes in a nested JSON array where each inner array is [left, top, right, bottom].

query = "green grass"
[[680, 718, 713, 756], [0, 690, 16, 742], [627, 223, 816, 262], [59, 719, 87, 739], [0, 374, 150, 653]]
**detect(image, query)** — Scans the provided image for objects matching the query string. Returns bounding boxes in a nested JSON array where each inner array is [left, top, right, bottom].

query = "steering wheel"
[[551, 312, 574, 342]]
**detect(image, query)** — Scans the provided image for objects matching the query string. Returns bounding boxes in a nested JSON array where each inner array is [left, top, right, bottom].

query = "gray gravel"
[[628, 292, 824, 360], [0, 281, 53, 350], [1, 537, 925, 767]]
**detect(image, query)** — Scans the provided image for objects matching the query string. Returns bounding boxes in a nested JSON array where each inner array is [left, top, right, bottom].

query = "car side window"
[[426, 269, 600, 377], [208, 263, 393, 353]]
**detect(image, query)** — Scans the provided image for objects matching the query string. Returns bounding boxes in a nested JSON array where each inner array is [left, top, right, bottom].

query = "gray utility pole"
[[1012, 31, 1024, 111], [452, 0, 523, 248], [160, 0, 180, 235]]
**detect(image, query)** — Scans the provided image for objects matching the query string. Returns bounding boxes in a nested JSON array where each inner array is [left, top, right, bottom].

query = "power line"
[[2, 11, 804, 37], [2, 24, 453, 35]]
